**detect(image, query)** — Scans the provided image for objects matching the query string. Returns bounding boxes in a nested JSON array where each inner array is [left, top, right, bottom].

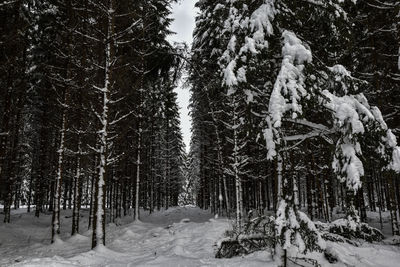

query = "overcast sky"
[[169, 0, 198, 152]]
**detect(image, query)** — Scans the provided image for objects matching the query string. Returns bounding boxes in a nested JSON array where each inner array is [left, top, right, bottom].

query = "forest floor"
[[1, 206, 400, 266]]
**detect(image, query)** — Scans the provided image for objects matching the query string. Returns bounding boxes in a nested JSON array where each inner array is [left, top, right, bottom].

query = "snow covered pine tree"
[[198, 0, 400, 265]]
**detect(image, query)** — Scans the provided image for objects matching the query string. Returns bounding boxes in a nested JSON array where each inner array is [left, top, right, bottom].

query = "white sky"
[[169, 0, 198, 153]]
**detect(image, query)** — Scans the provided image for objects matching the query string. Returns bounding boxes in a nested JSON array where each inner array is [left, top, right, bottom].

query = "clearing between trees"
[[1, 206, 400, 267]]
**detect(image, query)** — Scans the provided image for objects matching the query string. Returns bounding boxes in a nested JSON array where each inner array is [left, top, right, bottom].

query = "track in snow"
[[0, 206, 274, 266], [2, 206, 400, 266]]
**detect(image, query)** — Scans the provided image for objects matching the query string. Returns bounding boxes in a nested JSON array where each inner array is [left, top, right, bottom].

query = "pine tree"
[[191, 1, 400, 265]]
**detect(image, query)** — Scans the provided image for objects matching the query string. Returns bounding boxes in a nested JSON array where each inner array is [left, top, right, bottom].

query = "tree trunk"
[[72, 137, 82, 235], [134, 125, 141, 221], [92, 0, 115, 248], [51, 110, 66, 243]]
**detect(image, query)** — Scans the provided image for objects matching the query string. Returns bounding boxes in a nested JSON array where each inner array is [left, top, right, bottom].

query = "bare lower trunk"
[[134, 126, 141, 221], [72, 138, 82, 235], [92, 103, 108, 248], [51, 111, 66, 243], [233, 111, 243, 229], [275, 150, 286, 266]]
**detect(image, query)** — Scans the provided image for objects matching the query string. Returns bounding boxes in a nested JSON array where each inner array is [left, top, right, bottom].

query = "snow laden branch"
[[265, 31, 400, 184], [323, 90, 400, 190], [221, 0, 276, 90], [265, 30, 312, 160]]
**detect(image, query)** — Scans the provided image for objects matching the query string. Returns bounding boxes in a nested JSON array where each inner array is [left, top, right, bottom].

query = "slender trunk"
[[218, 177, 223, 216], [375, 170, 384, 229], [63, 180, 68, 210], [276, 153, 282, 201], [72, 138, 82, 235], [92, 0, 115, 248], [275, 149, 285, 267], [51, 111, 66, 243], [323, 171, 331, 222], [293, 176, 299, 210], [27, 172, 34, 213], [88, 160, 96, 230], [388, 173, 399, 235], [233, 110, 242, 229], [134, 124, 141, 221], [92, 82, 109, 248], [68, 179, 73, 210], [109, 181, 114, 222]]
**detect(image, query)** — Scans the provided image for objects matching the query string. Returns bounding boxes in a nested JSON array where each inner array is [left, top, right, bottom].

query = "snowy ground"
[[0, 207, 400, 266]]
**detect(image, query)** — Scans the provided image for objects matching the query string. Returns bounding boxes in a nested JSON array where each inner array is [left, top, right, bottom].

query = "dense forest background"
[[0, 0, 185, 247], [1, 0, 400, 264]]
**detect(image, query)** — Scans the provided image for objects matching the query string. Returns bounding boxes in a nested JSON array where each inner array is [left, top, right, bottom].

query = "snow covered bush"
[[316, 219, 384, 245], [321, 219, 384, 243], [216, 213, 275, 258], [275, 200, 326, 255]]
